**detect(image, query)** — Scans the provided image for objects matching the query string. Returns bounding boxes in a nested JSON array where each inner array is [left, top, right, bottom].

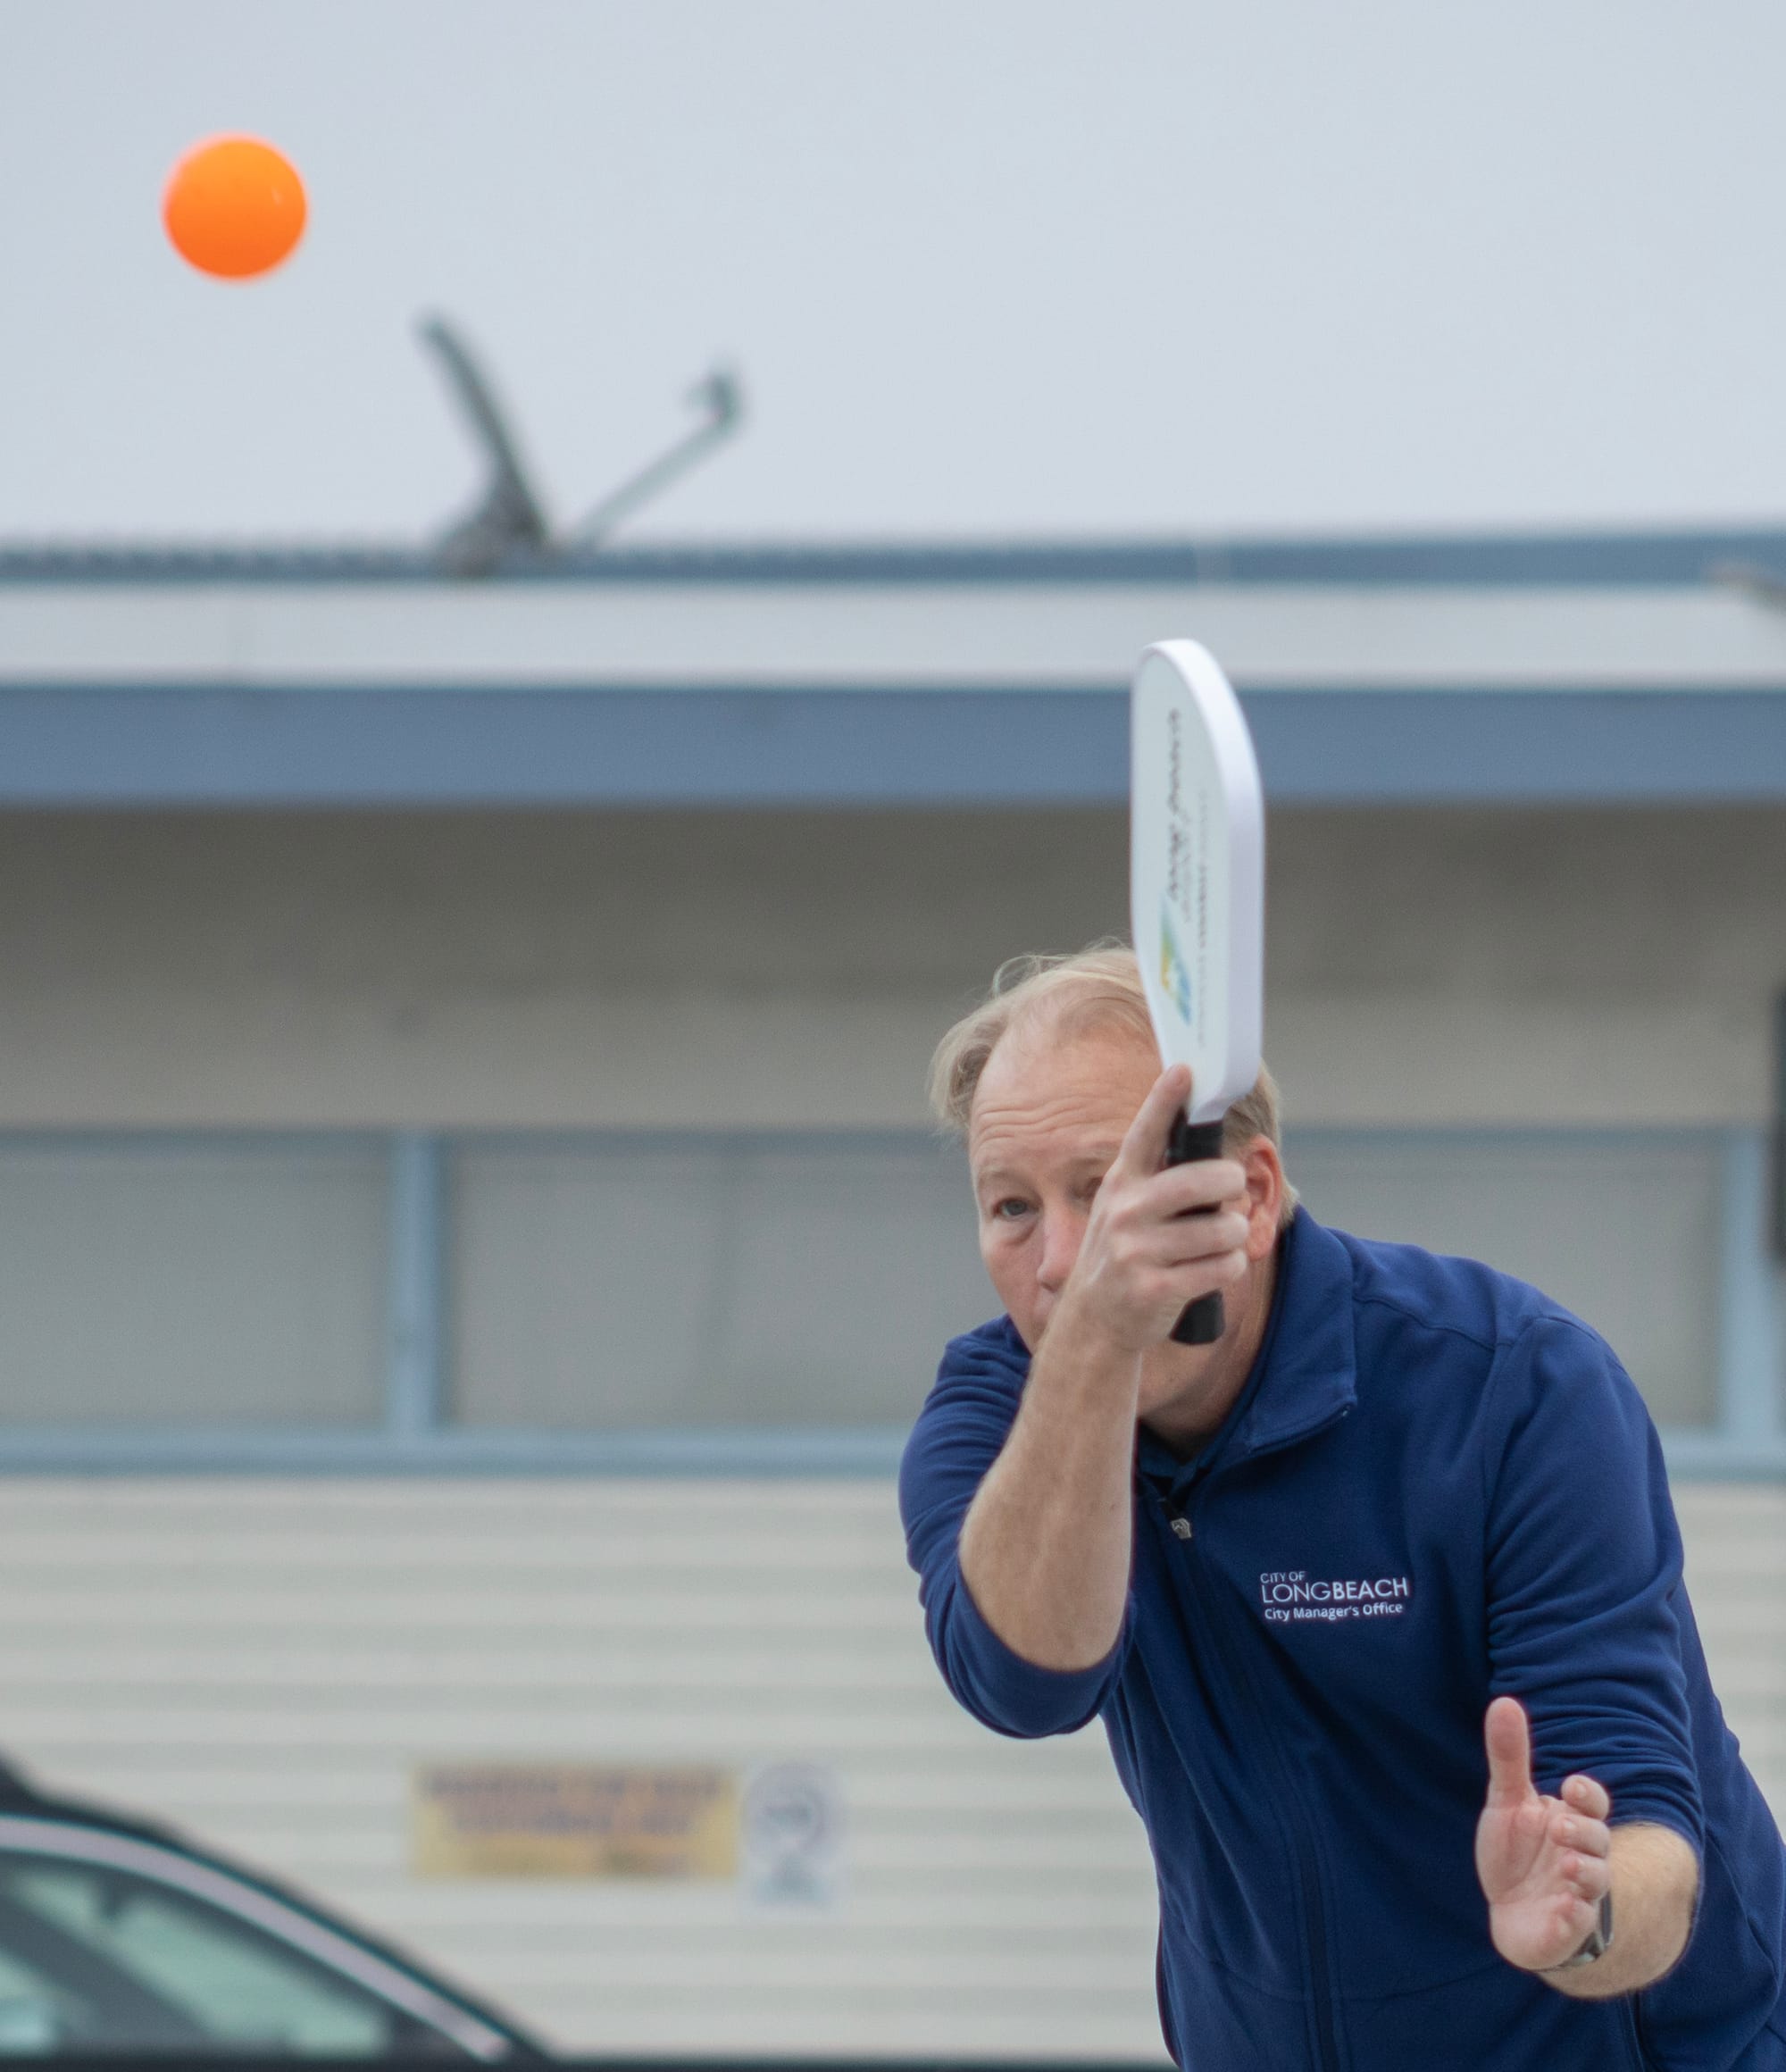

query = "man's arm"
[[1558, 1824, 1698, 2000], [1477, 1694, 1698, 1998], [1476, 1316, 1706, 1990], [958, 1065, 1249, 1671], [956, 1295, 1145, 1671]]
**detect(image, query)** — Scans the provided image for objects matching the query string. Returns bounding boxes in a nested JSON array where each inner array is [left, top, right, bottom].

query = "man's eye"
[[990, 1199, 1031, 1222]]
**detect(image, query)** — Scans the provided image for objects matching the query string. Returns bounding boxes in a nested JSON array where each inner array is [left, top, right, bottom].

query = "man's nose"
[[1035, 1209, 1083, 1295]]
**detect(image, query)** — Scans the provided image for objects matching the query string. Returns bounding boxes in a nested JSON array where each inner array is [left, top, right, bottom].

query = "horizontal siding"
[[0, 1481, 1166, 2059], [0, 1479, 1777, 2056], [1675, 1487, 1786, 1800]]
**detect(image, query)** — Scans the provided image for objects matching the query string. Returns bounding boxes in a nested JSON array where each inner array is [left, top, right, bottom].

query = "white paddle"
[[1129, 639, 1265, 1345]]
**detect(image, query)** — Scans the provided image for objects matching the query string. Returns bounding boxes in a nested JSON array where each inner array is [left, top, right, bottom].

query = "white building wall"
[[0, 804, 1779, 1131], [0, 1478, 1775, 2057]]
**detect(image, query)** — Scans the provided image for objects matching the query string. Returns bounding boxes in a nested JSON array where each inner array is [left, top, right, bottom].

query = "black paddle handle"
[[1164, 1115, 1227, 1345]]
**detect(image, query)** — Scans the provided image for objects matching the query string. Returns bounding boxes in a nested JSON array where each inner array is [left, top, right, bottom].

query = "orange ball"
[[163, 135, 307, 280]]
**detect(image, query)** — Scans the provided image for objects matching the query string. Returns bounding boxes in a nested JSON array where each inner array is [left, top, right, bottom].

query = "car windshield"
[[0, 1851, 461, 2057]]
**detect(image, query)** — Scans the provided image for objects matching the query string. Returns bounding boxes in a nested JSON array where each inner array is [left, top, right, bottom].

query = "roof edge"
[[0, 523, 1784, 588]]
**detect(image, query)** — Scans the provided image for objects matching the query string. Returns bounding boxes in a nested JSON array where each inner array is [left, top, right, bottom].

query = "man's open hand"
[[1058, 1064, 1249, 1353], [1475, 1696, 1612, 1973]]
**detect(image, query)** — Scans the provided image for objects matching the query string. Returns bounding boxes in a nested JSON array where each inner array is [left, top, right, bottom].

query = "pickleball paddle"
[[1129, 639, 1265, 1345]]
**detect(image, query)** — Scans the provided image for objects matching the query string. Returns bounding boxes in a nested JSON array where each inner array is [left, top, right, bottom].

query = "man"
[[900, 947, 1786, 2071]]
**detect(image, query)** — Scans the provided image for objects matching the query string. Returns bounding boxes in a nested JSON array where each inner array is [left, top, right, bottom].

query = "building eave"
[[2, 527, 1783, 806]]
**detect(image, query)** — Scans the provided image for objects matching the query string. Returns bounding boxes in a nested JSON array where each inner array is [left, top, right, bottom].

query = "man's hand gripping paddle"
[[1129, 640, 1264, 1345]]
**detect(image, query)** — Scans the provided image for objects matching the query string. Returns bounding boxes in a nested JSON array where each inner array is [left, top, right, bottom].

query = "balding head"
[[931, 945, 1292, 1203]]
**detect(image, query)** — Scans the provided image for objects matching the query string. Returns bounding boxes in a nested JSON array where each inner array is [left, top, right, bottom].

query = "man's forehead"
[[968, 1020, 1156, 1156], [976, 1013, 1156, 1093]]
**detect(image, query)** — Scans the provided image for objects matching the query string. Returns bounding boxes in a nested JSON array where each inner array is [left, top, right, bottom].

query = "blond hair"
[[930, 943, 1295, 1209]]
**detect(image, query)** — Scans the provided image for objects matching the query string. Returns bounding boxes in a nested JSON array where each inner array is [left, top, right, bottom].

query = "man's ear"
[[1239, 1138, 1287, 1258]]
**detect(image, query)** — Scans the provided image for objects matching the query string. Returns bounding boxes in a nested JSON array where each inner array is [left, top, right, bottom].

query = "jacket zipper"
[[1164, 1483, 1343, 2072], [1618, 1994, 1650, 2071], [1185, 1500, 1342, 2063]]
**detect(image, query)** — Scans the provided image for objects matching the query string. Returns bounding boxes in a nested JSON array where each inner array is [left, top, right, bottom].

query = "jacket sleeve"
[[1481, 1312, 1703, 1855], [898, 1323, 1129, 1739]]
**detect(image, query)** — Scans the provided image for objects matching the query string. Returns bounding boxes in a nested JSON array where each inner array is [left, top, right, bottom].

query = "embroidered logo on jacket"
[[1258, 1571, 1411, 1625]]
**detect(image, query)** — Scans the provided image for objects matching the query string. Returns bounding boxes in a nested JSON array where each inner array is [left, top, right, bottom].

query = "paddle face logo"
[[1158, 905, 1192, 1023], [1156, 700, 1206, 1047]]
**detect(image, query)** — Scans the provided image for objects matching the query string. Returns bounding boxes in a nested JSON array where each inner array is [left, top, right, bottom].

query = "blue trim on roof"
[[2, 525, 1786, 588], [0, 683, 1783, 803]]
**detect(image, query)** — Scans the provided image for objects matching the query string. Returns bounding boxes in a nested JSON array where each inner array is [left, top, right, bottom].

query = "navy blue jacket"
[[899, 1208, 1786, 2072]]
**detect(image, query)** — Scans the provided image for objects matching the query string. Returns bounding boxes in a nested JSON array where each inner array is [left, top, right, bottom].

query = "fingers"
[[1111, 1065, 1193, 1182], [1554, 1843, 1612, 1905], [1130, 1190, 1250, 1265], [1122, 1246, 1251, 1324], [1478, 1738, 1616, 1973], [1148, 1157, 1249, 1223], [1110, 1067, 1247, 1206], [1073, 1065, 1254, 1349], [1105, 1185, 1249, 1289], [1563, 1773, 1612, 1822], [1482, 1696, 1534, 1809], [1550, 1885, 1606, 1951], [1548, 1797, 1612, 1913], [1550, 1783, 1612, 1909], [1550, 1805, 1611, 1861], [1557, 1850, 1612, 1905]]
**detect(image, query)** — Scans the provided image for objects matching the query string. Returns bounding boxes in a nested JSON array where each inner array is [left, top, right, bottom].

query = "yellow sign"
[[412, 1763, 739, 1880]]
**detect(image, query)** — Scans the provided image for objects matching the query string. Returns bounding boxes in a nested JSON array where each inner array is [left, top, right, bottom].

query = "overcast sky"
[[3, 1, 1784, 546]]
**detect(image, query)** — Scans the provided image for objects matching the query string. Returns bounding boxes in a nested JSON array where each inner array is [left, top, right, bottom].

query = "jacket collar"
[[1135, 1206, 1358, 1486], [1228, 1206, 1358, 1461]]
